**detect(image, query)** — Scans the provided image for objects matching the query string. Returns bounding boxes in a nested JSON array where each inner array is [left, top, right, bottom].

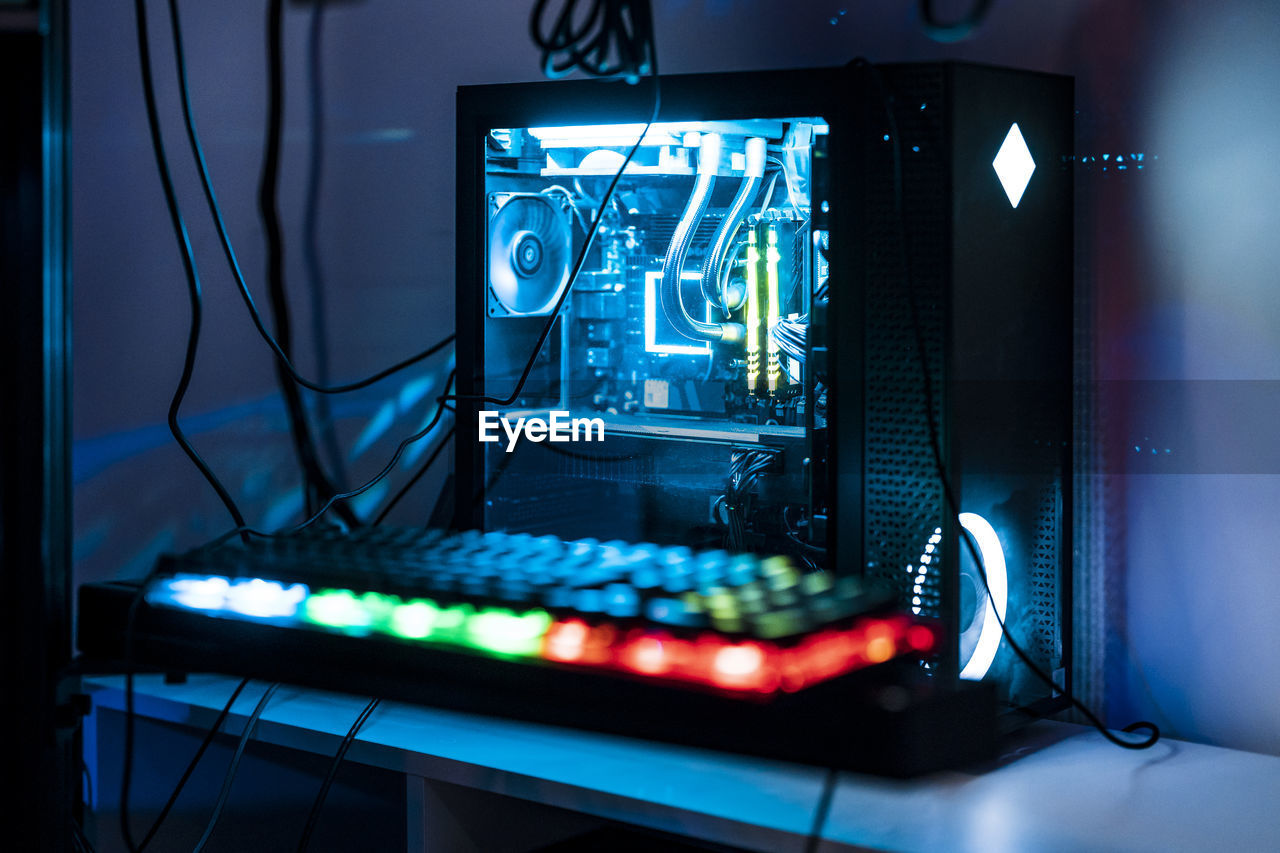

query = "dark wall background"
[[71, 0, 1280, 755]]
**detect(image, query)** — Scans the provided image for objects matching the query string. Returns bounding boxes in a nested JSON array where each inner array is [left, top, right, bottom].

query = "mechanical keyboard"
[[139, 527, 933, 695], [77, 527, 997, 776]]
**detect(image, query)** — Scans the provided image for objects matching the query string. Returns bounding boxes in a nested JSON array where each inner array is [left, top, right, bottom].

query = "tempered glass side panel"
[[479, 117, 827, 560]]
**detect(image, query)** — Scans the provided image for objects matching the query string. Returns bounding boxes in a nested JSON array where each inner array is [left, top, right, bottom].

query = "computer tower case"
[[454, 61, 1073, 713]]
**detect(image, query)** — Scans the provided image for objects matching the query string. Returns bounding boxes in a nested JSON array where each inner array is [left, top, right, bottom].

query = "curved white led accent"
[[958, 512, 1007, 681]]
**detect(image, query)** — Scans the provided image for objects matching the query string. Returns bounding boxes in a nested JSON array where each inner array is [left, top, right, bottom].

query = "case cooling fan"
[[487, 193, 572, 317]]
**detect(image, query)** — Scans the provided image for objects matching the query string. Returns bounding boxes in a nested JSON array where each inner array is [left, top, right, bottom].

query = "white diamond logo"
[[992, 123, 1035, 208]]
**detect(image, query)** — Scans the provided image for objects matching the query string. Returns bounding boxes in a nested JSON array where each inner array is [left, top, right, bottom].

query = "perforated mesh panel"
[[487, 479, 623, 535], [861, 68, 949, 617], [1029, 483, 1062, 666], [549, 450, 657, 487]]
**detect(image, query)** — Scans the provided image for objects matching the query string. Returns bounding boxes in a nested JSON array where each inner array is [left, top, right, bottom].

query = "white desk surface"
[[86, 675, 1280, 853]]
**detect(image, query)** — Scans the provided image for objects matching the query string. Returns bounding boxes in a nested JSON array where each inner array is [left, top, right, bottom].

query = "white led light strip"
[[908, 528, 942, 616]]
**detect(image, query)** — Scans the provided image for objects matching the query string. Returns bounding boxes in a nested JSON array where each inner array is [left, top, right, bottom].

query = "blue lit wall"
[[72, 0, 1280, 755]]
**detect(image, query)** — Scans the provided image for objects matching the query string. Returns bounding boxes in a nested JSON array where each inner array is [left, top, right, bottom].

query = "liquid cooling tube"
[[660, 133, 746, 344], [700, 137, 766, 313]]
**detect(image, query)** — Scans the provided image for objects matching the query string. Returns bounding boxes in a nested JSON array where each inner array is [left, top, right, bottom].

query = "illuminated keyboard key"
[[646, 597, 708, 628], [603, 584, 640, 618], [574, 588, 605, 613]]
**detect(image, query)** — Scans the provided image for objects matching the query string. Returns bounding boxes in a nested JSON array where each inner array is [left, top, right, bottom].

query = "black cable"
[[919, 0, 995, 43], [135, 678, 251, 852], [285, 371, 451, 532], [131, 43, 258, 853], [81, 759, 94, 814], [279, 369, 453, 532], [161, 0, 452, 396], [803, 766, 838, 853], [858, 59, 1158, 750], [531, 0, 654, 81], [132, 0, 248, 536], [116, 590, 260, 853], [119, 583, 148, 853], [199, 370, 456, 548], [192, 683, 281, 853], [166, 0, 457, 522], [296, 697, 380, 853], [118, 568, 224, 853], [70, 818, 97, 853], [372, 427, 455, 525], [444, 59, 660, 410], [722, 448, 775, 551], [260, 0, 341, 519], [787, 531, 826, 555], [124, 4, 429, 834], [301, 0, 348, 490], [157, 0, 348, 526]]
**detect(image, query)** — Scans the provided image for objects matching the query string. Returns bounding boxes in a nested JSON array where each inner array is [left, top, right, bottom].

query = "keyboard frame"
[[79, 579, 996, 777]]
